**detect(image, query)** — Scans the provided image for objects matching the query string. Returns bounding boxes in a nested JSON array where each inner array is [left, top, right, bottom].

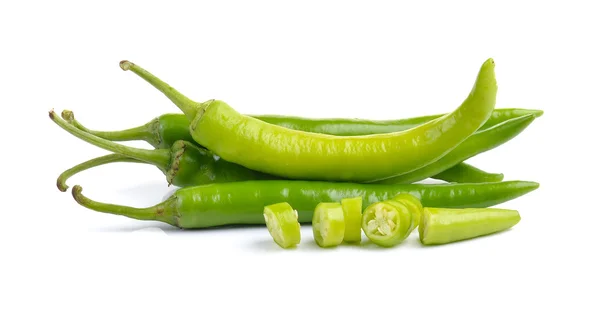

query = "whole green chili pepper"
[[119, 58, 497, 182], [419, 207, 521, 245], [432, 163, 504, 183], [61, 108, 543, 148], [71, 180, 539, 228], [50, 111, 276, 187], [63, 110, 520, 186], [372, 114, 536, 184]]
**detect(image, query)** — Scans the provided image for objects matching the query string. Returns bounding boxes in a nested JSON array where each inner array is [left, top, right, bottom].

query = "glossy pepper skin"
[[63, 108, 543, 147], [372, 114, 536, 184], [120, 58, 498, 182], [50, 111, 275, 188], [419, 207, 521, 245], [71, 180, 539, 228], [432, 163, 504, 183]]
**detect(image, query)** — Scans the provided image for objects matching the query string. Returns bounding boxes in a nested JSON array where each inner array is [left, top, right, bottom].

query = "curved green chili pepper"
[[50, 111, 276, 187], [62, 110, 518, 186], [120, 58, 497, 182], [61, 108, 543, 147], [373, 114, 536, 184], [71, 180, 538, 228], [419, 207, 521, 245], [432, 163, 504, 183]]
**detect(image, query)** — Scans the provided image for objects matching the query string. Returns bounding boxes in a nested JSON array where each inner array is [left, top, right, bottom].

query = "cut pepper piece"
[[419, 207, 521, 245], [263, 202, 301, 249], [362, 200, 412, 247], [312, 202, 345, 247], [393, 193, 423, 237], [341, 197, 363, 243]]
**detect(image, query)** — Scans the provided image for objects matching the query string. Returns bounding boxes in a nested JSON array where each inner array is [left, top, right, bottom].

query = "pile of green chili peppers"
[[51, 58, 542, 249]]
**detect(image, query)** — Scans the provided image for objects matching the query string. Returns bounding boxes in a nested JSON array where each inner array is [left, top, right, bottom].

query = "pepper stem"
[[49, 110, 170, 172], [72, 185, 179, 226], [57, 154, 142, 192], [62, 110, 159, 147], [120, 60, 200, 121]]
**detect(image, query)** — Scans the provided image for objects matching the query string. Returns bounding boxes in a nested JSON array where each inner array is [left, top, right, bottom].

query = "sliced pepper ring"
[[362, 201, 412, 247], [341, 196, 363, 243], [263, 202, 301, 249], [392, 193, 423, 237], [312, 202, 345, 247]]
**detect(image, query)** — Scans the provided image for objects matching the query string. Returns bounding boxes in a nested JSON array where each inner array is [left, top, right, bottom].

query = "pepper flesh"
[[263, 202, 301, 249], [120, 58, 498, 182], [419, 207, 521, 245], [341, 197, 363, 243], [312, 203, 345, 247], [71, 180, 539, 228], [362, 200, 413, 247]]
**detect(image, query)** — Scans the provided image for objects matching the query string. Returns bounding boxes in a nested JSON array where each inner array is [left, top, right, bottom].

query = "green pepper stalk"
[[61, 108, 543, 148], [62, 110, 514, 186], [419, 207, 521, 245], [372, 114, 537, 184], [71, 180, 539, 228], [119, 58, 497, 182], [50, 111, 276, 188]]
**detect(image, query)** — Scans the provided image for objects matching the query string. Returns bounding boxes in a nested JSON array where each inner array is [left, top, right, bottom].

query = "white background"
[[1, 1, 599, 315]]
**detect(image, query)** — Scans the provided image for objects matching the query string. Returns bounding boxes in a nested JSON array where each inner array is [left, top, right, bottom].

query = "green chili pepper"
[[312, 202, 345, 247], [71, 180, 538, 228], [61, 108, 543, 147], [120, 58, 497, 182], [50, 111, 276, 188], [263, 202, 301, 249], [373, 114, 536, 184], [341, 197, 363, 243], [432, 163, 504, 183], [61, 110, 517, 187], [419, 207, 521, 245]]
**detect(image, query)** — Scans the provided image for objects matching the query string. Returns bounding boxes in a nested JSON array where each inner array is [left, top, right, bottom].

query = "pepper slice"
[[362, 200, 412, 247], [392, 193, 423, 237], [341, 197, 363, 243], [312, 202, 345, 247], [419, 207, 521, 245], [263, 202, 301, 249]]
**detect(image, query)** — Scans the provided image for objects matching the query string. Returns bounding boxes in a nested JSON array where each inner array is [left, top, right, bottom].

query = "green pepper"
[[62, 108, 543, 147], [50, 111, 276, 189], [373, 114, 536, 184], [70, 180, 538, 228], [58, 110, 526, 189], [263, 202, 301, 249], [312, 202, 345, 247], [432, 163, 504, 183], [119, 58, 497, 182], [341, 197, 362, 243], [419, 207, 521, 245]]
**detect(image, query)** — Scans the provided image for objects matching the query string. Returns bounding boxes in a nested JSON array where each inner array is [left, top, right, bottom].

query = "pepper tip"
[[72, 185, 84, 203], [119, 60, 133, 71], [61, 110, 75, 122], [56, 177, 68, 192]]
